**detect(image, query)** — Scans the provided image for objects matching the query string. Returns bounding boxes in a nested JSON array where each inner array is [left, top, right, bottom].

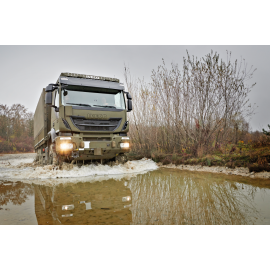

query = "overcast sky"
[[0, 45, 269, 131]]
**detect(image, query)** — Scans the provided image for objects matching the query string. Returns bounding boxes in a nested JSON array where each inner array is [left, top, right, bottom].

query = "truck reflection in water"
[[1, 168, 268, 225], [34, 180, 132, 225]]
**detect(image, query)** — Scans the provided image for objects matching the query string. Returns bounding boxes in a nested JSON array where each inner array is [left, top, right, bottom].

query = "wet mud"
[[159, 163, 270, 180]]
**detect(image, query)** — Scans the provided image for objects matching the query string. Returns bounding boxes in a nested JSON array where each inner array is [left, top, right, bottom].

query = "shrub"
[[248, 163, 270, 173], [234, 160, 243, 167], [175, 159, 183, 166], [226, 161, 235, 169], [162, 158, 171, 165], [206, 158, 212, 167]]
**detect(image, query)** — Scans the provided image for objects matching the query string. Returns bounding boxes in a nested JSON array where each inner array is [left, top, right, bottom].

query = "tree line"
[[0, 104, 34, 153]]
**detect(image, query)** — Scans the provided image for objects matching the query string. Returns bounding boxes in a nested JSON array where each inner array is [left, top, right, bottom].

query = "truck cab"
[[34, 73, 132, 165]]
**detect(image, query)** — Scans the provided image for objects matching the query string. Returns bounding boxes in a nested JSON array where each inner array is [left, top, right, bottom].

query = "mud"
[[158, 163, 270, 179]]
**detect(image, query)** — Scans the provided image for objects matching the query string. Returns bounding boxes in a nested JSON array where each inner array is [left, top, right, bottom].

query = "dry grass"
[[128, 133, 270, 173]]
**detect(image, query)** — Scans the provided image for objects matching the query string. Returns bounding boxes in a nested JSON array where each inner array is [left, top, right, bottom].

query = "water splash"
[[0, 158, 158, 184]]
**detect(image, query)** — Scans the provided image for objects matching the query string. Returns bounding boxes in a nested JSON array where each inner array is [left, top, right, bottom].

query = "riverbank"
[[127, 141, 270, 179], [158, 162, 270, 180]]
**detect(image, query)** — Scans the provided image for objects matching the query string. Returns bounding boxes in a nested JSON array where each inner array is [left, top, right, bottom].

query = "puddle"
[[1, 168, 270, 225]]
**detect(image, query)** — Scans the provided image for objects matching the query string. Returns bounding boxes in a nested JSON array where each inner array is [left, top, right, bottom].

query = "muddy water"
[[1, 167, 270, 225]]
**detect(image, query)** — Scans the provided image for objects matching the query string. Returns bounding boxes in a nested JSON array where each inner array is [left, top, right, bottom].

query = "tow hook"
[[72, 151, 79, 158]]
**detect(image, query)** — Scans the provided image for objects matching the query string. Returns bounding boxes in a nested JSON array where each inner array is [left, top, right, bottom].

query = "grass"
[[127, 139, 270, 173]]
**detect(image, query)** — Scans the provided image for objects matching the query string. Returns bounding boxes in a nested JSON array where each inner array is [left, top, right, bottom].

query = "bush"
[[206, 158, 212, 167], [172, 154, 178, 162], [248, 163, 270, 173], [150, 151, 166, 162], [251, 135, 270, 148], [175, 159, 183, 166], [162, 158, 171, 165], [0, 141, 13, 153], [226, 161, 235, 169], [234, 160, 243, 167]]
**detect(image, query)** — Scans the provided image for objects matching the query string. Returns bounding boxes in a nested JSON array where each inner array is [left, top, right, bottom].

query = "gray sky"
[[0, 46, 269, 131]]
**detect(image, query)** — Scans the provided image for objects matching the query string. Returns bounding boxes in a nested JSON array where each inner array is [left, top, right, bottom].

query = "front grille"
[[70, 117, 122, 132], [83, 137, 111, 141]]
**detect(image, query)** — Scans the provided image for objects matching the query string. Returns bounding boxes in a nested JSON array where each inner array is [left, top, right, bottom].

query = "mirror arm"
[[50, 105, 59, 112]]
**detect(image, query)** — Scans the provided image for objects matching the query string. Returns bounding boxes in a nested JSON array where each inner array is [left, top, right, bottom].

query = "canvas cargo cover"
[[34, 89, 45, 144]]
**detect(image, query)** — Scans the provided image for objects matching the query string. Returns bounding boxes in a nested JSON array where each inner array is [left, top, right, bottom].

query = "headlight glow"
[[60, 143, 74, 151], [62, 205, 74, 211], [121, 137, 129, 140], [120, 143, 129, 148], [122, 196, 131, 202]]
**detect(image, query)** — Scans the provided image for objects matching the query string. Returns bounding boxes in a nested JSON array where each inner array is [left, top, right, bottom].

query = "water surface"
[[1, 168, 270, 225]]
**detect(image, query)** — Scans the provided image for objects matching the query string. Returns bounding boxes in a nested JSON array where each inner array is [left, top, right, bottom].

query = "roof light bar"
[[60, 72, 119, 83]]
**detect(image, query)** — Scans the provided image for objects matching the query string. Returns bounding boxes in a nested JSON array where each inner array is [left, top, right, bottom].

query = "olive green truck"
[[34, 72, 132, 165]]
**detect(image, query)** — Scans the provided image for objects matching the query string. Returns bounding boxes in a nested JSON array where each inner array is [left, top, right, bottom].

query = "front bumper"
[[54, 135, 130, 160]]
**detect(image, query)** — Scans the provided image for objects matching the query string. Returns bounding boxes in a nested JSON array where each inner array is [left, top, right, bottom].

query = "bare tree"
[[125, 51, 256, 156], [0, 103, 34, 153]]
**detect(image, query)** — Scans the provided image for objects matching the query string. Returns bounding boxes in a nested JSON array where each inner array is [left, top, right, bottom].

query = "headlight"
[[120, 142, 129, 148], [121, 137, 129, 140], [60, 143, 74, 150]]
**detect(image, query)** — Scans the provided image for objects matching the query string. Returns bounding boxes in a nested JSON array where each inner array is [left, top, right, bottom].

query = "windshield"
[[61, 89, 126, 110]]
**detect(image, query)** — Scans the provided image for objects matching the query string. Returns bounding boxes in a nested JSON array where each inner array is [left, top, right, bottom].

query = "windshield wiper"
[[67, 103, 91, 107], [93, 105, 116, 108]]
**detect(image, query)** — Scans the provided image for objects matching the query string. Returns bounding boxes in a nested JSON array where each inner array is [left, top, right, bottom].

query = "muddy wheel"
[[50, 152, 58, 165], [115, 154, 128, 164], [49, 144, 58, 165], [48, 155, 53, 165]]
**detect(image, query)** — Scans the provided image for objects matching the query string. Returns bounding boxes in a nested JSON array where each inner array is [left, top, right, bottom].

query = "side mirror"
[[127, 99, 132, 112], [45, 92, 58, 112], [45, 92, 52, 105], [45, 84, 58, 92], [126, 92, 132, 100]]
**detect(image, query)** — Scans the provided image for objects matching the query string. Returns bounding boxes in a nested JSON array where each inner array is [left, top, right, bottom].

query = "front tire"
[[115, 154, 128, 164]]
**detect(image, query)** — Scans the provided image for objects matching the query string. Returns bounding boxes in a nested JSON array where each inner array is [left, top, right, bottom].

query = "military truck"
[[34, 72, 132, 165]]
